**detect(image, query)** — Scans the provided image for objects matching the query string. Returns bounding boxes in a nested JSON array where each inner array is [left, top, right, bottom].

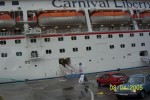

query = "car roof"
[[130, 74, 148, 77]]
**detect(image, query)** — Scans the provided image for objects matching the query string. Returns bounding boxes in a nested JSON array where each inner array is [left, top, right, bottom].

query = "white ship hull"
[[0, 0, 150, 83]]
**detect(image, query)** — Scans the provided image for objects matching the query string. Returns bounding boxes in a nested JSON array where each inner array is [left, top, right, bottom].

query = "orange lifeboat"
[[90, 11, 131, 24], [0, 14, 16, 27], [140, 12, 150, 23], [38, 11, 85, 26]]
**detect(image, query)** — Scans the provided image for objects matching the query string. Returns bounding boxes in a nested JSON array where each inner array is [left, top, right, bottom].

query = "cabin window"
[[46, 50, 52, 54], [30, 38, 36, 43], [97, 35, 101, 39], [16, 52, 22, 56], [108, 34, 113, 38], [12, 1, 19, 5], [130, 33, 134, 37], [58, 37, 64, 41], [0, 1, 5, 6], [73, 48, 78, 52], [1, 53, 7, 57], [44, 38, 50, 42], [31, 51, 38, 58], [71, 36, 77, 40], [131, 43, 136, 47], [15, 40, 21, 44], [119, 34, 123, 38], [139, 50, 148, 56], [120, 44, 125, 48], [141, 43, 145, 46], [60, 49, 65, 53], [110, 45, 114, 49], [86, 46, 91, 51], [85, 36, 90, 39], [139, 33, 143, 36], [0, 40, 6, 45]]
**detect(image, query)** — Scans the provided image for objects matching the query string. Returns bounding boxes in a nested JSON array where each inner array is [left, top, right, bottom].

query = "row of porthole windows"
[[1, 43, 147, 58], [2, 51, 147, 60], [0, 1, 19, 6], [1, 52, 22, 57], [110, 43, 146, 49], [0, 33, 149, 45], [0, 47, 92, 58]]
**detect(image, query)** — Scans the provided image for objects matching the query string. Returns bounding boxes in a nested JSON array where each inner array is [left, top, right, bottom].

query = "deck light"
[[79, 25, 82, 28], [67, 26, 70, 28], [111, 25, 114, 26], [15, 28, 19, 30], [55, 26, 58, 29]]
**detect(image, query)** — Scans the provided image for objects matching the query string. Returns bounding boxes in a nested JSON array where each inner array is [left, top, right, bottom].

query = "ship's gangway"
[[59, 64, 80, 79], [141, 56, 150, 66]]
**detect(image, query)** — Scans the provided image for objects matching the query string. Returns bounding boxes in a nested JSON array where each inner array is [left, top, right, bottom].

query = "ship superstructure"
[[0, 0, 150, 83]]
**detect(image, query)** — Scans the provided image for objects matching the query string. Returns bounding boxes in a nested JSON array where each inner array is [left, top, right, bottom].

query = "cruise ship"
[[0, 0, 150, 83]]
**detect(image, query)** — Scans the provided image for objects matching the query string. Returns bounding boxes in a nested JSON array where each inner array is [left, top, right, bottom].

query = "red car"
[[96, 72, 128, 87]]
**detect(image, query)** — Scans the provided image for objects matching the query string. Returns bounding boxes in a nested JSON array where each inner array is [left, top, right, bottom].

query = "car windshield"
[[112, 73, 126, 77], [128, 76, 144, 84]]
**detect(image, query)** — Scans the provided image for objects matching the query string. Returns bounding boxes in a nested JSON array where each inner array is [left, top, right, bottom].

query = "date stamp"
[[110, 85, 143, 91]]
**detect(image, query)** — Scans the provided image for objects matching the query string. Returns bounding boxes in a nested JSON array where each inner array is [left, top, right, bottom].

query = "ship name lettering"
[[52, 0, 150, 9], [114, 0, 150, 8], [52, 0, 109, 8]]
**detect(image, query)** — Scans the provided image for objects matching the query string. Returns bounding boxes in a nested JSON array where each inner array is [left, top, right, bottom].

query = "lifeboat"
[[141, 12, 150, 23], [90, 11, 131, 24], [38, 11, 85, 26], [0, 14, 16, 27]]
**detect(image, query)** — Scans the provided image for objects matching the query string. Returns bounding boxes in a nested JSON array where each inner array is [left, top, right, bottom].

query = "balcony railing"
[[0, 26, 149, 37]]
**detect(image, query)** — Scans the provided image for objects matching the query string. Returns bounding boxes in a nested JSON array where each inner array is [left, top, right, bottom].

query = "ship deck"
[[0, 67, 150, 100]]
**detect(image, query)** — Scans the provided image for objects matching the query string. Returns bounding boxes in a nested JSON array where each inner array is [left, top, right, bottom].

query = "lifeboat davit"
[[38, 11, 85, 26], [141, 12, 150, 23], [0, 14, 16, 27], [90, 11, 131, 24]]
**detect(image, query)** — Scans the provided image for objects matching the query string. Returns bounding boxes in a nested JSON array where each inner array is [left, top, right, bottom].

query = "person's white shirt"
[[79, 74, 84, 83]]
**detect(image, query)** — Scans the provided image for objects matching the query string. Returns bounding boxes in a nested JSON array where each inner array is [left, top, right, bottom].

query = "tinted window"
[[112, 73, 126, 77], [103, 74, 110, 79], [0, 1, 5, 6], [128, 77, 144, 84]]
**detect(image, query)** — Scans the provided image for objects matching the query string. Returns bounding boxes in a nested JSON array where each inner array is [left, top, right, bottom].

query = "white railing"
[[45, 28, 88, 34], [93, 26, 132, 32], [59, 64, 71, 75], [25, 27, 41, 35], [0, 32, 24, 37], [60, 64, 80, 76], [59, 64, 69, 75]]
